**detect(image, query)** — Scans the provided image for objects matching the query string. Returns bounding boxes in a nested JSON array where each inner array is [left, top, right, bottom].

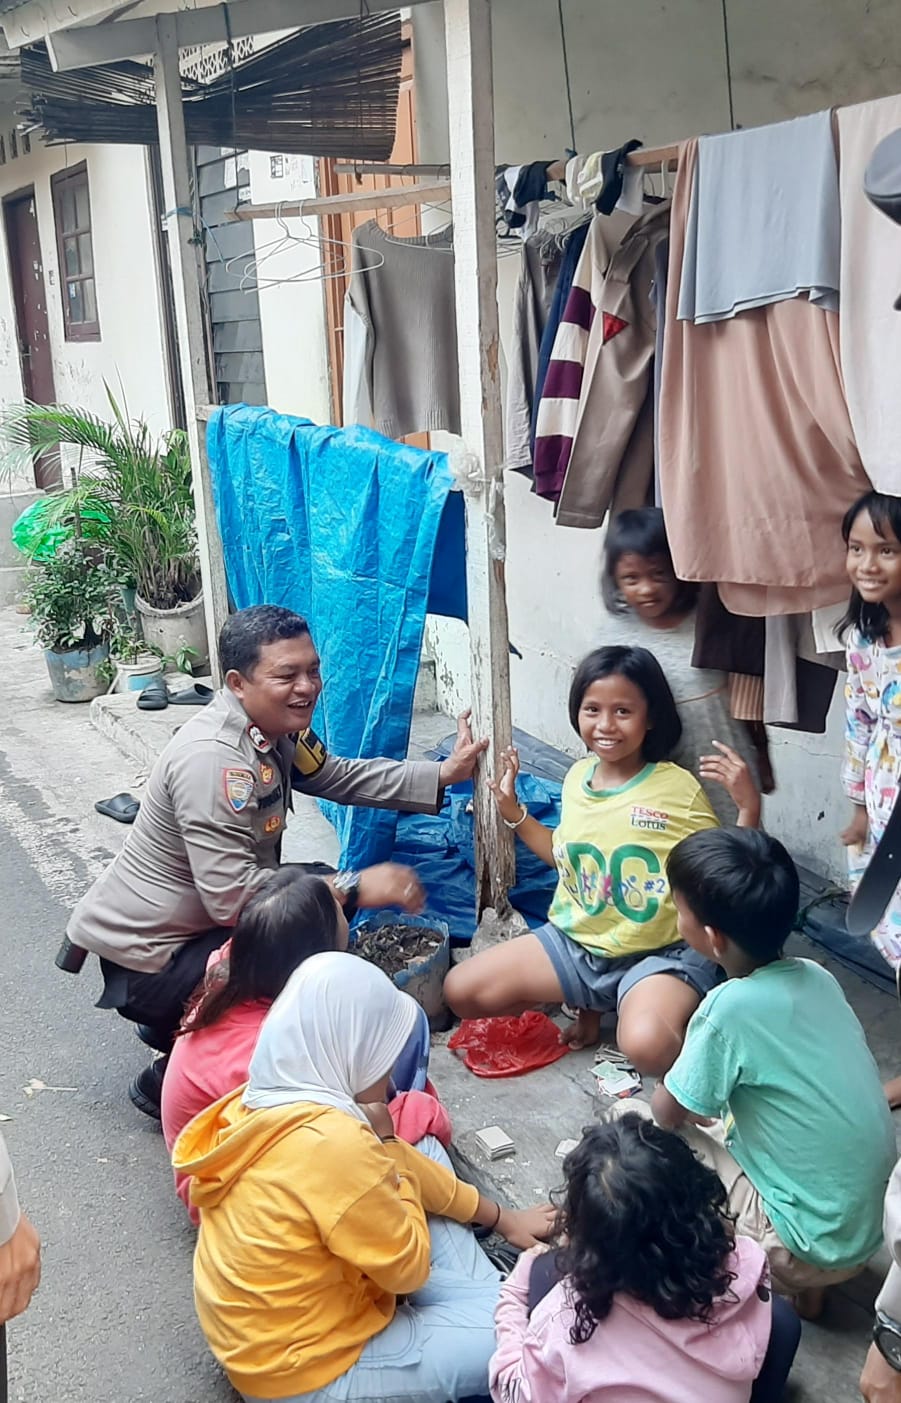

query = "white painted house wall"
[[246, 150, 331, 424], [0, 127, 172, 441], [407, 0, 901, 881]]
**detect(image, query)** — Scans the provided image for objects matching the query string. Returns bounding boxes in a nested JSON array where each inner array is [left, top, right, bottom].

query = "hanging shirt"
[[658, 140, 869, 618], [548, 201, 670, 527], [839, 94, 901, 494], [347, 221, 459, 440], [532, 205, 658, 513], [678, 110, 840, 324], [505, 234, 562, 472], [546, 757, 717, 956]]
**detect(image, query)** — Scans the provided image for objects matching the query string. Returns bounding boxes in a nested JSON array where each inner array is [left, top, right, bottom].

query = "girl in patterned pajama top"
[[841, 490, 901, 1107]]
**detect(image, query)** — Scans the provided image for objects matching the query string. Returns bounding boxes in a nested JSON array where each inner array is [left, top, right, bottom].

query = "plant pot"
[[135, 589, 208, 669], [353, 914, 452, 1031], [43, 641, 110, 703], [113, 651, 164, 694]]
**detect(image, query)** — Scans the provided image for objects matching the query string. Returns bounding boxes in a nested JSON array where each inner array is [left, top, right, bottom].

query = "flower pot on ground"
[[22, 539, 117, 703], [113, 651, 164, 694], [0, 390, 207, 664], [107, 630, 164, 694], [45, 640, 111, 702], [135, 587, 208, 670]]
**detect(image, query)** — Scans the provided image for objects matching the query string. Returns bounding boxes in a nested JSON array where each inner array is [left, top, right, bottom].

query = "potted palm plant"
[[0, 391, 208, 667], [23, 539, 117, 702]]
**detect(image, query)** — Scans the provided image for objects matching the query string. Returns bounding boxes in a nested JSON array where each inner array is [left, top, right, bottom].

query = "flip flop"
[[94, 793, 141, 824], [168, 683, 214, 706], [137, 678, 169, 710]]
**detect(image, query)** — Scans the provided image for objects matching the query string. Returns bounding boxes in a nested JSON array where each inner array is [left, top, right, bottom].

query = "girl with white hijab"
[[174, 951, 553, 1403]]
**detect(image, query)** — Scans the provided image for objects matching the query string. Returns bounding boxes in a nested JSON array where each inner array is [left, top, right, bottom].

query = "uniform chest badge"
[[224, 767, 255, 813], [247, 724, 272, 753], [264, 815, 282, 834], [259, 762, 275, 785]]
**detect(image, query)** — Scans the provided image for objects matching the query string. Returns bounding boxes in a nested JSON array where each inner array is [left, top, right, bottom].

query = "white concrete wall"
[[246, 151, 332, 423], [412, 0, 901, 881], [0, 129, 172, 459]]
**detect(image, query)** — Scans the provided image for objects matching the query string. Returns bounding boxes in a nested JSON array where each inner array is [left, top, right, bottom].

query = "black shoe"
[[134, 1024, 171, 1054], [128, 1057, 167, 1121]]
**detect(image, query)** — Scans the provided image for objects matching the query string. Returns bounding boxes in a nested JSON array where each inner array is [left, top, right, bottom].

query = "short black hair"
[[219, 605, 311, 677], [839, 490, 901, 644], [601, 507, 699, 615], [553, 1116, 736, 1342], [667, 827, 799, 960], [568, 645, 682, 763]]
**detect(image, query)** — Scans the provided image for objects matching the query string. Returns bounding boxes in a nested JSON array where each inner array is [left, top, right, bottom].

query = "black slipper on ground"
[[168, 683, 214, 706], [136, 678, 169, 710], [94, 793, 141, 824]]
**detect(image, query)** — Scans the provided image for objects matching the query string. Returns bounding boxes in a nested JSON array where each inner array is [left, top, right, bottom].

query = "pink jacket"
[[490, 1237, 771, 1403]]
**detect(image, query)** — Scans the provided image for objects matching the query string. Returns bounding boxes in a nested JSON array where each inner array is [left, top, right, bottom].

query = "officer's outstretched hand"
[[438, 710, 490, 788], [358, 863, 425, 914]]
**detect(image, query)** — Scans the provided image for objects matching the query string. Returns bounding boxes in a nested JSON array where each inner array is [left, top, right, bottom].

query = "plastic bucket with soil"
[[353, 913, 452, 1031]]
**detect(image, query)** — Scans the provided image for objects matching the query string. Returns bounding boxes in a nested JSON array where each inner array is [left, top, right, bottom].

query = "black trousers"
[[93, 861, 338, 1054], [97, 927, 229, 1053]]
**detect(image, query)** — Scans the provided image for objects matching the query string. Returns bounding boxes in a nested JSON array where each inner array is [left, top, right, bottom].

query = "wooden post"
[[444, 0, 515, 916], [153, 14, 229, 684]]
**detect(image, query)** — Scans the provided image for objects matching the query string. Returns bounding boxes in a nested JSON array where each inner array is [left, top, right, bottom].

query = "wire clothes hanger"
[[225, 203, 386, 291]]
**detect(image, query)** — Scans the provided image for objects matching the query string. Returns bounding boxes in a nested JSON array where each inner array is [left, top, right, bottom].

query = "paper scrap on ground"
[[590, 1060, 641, 1098]]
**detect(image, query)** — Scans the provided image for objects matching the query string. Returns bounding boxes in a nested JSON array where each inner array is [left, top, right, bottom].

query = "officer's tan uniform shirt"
[[68, 688, 441, 972]]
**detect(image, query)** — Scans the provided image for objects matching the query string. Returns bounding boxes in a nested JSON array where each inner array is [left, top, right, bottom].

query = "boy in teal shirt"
[[650, 827, 896, 1319]]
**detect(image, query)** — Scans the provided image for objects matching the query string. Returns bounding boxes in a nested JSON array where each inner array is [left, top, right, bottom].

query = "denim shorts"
[[534, 921, 722, 1012]]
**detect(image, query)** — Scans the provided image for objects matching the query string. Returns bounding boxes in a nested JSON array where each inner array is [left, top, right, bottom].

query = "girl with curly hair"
[[489, 1115, 800, 1403]]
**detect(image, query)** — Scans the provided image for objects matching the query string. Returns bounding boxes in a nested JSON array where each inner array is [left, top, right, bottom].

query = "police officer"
[[62, 605, 487, 1117]]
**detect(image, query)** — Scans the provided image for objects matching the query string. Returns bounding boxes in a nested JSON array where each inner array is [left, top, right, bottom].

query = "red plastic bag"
[[448, 1011, 569, 1078]]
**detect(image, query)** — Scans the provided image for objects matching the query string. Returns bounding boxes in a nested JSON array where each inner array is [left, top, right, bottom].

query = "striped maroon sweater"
[[532, 219, 629, 502]]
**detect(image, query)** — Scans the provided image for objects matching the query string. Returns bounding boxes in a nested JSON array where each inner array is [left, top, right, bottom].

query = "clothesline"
[[233, 144, 682, 222]]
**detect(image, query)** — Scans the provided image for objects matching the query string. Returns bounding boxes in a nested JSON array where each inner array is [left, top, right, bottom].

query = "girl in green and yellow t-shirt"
[[444, 645, 760, 1070]]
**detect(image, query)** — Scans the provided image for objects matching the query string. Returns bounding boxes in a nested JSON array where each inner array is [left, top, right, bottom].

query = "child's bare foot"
[[884, 1075, 901, 1109], [560, 1009, 601, 1050], [791, 1286, 826, 1321]]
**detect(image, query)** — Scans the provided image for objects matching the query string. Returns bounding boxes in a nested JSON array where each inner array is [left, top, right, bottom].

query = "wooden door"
[[319, 31, 430, 446], [4, 190, 60, 488]]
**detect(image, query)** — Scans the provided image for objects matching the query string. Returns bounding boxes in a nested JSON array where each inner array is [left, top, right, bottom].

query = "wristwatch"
[[333, 870, 361, 921], [874, 1311, 901, 1371]]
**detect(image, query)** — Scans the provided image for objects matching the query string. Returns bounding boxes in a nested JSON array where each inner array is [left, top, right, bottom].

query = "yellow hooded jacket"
[[173, 1087, 480, 1400]]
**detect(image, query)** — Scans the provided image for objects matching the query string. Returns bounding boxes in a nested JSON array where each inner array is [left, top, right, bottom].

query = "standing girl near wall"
[[840, 489, 901, 1106], [601, 508, 771, 825]]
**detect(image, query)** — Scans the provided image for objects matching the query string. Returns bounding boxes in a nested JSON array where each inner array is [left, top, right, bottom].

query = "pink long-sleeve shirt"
[[489, 1237, 772, 1403]]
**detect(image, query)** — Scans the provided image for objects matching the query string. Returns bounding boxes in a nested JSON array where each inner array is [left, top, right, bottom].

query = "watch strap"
[[334, 870, 361, 922], [874, 1310, 901, 1371]]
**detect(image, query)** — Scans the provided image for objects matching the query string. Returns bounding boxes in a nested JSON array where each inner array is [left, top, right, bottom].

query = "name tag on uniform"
[[294, 727, 327, 777]]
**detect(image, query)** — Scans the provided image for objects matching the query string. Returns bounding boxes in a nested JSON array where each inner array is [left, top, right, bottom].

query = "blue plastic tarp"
[[207, 406, 466, 870], [389, 773, 563, 944]]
